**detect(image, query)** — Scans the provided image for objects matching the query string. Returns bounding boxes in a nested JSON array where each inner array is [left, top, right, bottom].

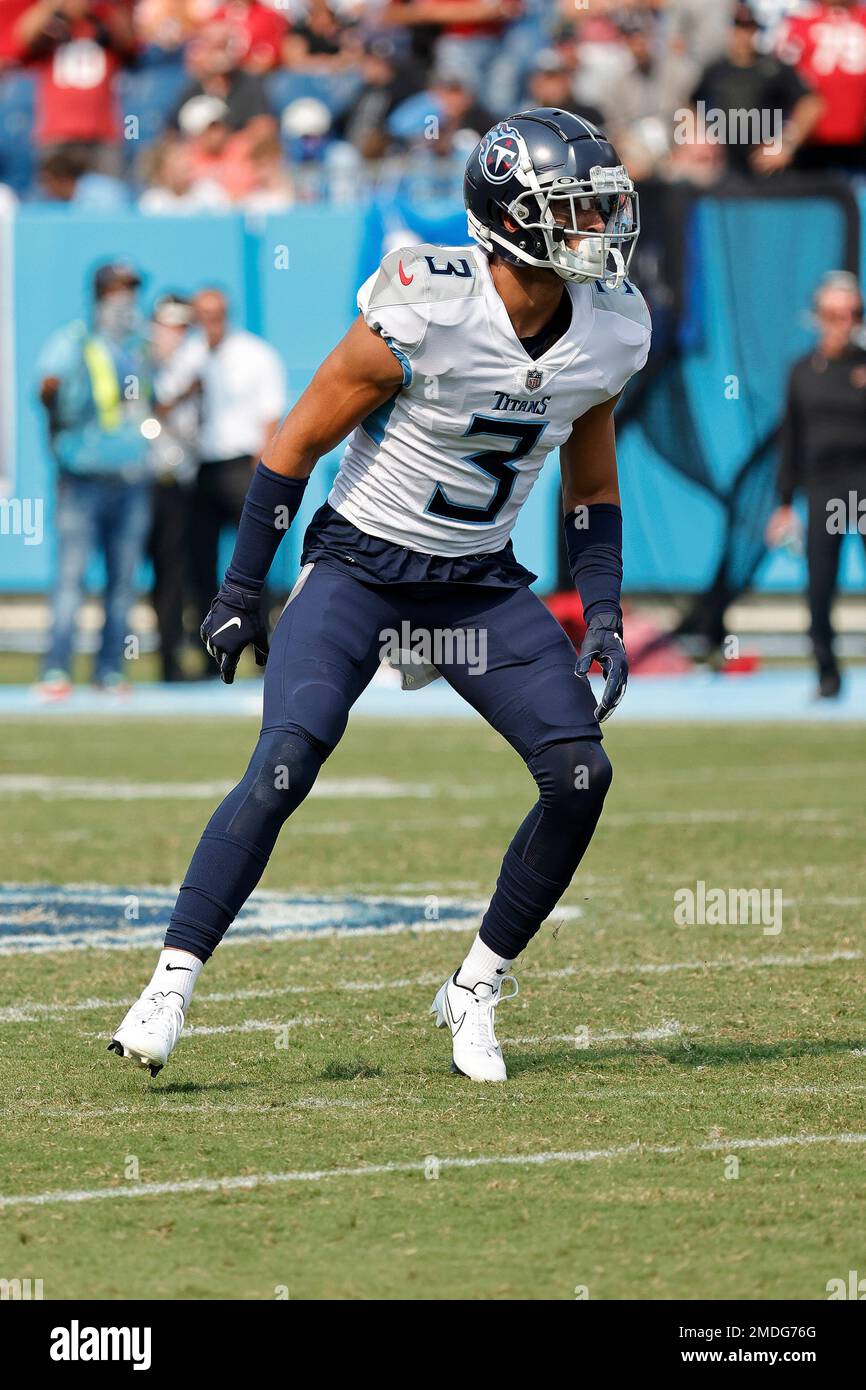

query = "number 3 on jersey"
[[426, 415, 548, 526]]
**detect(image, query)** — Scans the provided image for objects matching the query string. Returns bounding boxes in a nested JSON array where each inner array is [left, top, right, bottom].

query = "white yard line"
[[0, 775, 436, 801], [604, 808, 843, 828], [0, 1098, 374, 1120], [506, 1022, 688, 1046], [3, 949, 860, 1026], [80, 1017, 315, 1040], [0, 775, 855, 835], [535, 948, 863, 980], [543, 1082, 866, 1102], [2, 1133, 863, 1210], [659, 763, 866, 784], [80, 1018, 687, 1046]]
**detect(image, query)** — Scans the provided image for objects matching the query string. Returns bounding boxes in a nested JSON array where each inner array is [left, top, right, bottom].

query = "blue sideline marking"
[[0, 668, 863, 720], [0, 885, 486, 954]]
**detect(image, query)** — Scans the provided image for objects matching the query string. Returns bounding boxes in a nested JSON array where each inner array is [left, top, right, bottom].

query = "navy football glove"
[[200, 581, 269, 685], [576, 611, 628, 723]]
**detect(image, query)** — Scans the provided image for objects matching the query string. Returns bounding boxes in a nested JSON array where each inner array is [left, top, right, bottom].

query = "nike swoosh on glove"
[[200, 581, 269, 685], [575, 611, 628, 723]]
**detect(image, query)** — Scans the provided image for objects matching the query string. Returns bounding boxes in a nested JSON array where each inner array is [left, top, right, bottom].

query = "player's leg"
[[109, 563, 399, 1074], [41, 476, 97, 690], [806, 493, 844, 695], [187, 464, 224, 657], [95, 480, 152, 687], [148, 479, 188, 682], [424, 583, 610, 1080]]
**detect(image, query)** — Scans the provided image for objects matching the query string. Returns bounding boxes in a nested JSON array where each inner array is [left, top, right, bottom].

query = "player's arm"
[[201, 318, 404, 683], [559, 393, 621, 512], [262, 316, 404, 477], [559, 395, 627, 722]]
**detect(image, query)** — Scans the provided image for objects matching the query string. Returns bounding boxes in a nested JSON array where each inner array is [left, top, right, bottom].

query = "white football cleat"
[[430, 971, 518, 1082], [108, 990, 185, 1078]]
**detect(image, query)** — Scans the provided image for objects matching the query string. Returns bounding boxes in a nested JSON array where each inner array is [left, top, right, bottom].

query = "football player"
[[110, 109, 650, 1082]]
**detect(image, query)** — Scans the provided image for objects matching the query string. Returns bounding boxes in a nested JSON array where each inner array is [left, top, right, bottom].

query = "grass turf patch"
[[0, 717, 864, 1299]]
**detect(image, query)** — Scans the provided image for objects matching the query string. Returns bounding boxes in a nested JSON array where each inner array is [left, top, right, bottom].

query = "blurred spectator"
[[135, 0, 210, 52], [284, 0, 357, 72], [0, 0, 32, 69], [563, 11, 635, 121], [36, 262, 154, 696], [148, 292, 199, 681], [209, 0, 290, 73], [388, 64, 493, 155], [690, 4, 823, 178], [138, 132, 230, 212], [428, 64, 493, 144], [37, 145, 128, 205], [655, 0, 738, 112], [280, 96, 331, 193], [14, 0, 136, 177], [154, 288, 287, 632], [242, 130, 295, 208], [777, 0, 866, 173], [169, 19, 274, 136], [333, 34, 422, 160], [382, 1, 521, 98], [766, 272, 866, 698], [613, 12, 672, 127], [38, 147, 88, 200], [519, 48, 605, 128], [660, 124, 727, 188], [177, 92, 259, 197]]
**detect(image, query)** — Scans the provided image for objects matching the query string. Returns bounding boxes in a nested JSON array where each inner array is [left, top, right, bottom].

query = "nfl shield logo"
[[525, 368, 543, 392]]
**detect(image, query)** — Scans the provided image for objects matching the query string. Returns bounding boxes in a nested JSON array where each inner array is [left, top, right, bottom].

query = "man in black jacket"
[[767, 271, 866, 697]]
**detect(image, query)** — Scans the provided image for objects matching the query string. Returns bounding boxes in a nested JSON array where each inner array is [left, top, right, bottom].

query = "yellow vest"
[[82, 337, 122, 431]]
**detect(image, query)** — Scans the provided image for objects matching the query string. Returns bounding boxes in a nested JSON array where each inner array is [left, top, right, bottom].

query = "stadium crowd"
[[1, 0, 866, 211]]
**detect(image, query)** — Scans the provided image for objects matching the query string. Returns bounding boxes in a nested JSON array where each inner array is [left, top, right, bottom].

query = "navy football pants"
[[165, 562, 612, 963]]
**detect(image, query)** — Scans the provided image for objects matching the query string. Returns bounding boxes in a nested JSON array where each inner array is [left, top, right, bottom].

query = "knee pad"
[[224, 727, 324, 841], [529, 738, 613, 818]]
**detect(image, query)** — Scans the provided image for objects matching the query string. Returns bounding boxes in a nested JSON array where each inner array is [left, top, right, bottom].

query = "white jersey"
[[329, 243, 651, 557]]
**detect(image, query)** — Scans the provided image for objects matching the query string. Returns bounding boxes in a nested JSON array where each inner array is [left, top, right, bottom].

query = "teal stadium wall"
[[2, 194, 865, 596]]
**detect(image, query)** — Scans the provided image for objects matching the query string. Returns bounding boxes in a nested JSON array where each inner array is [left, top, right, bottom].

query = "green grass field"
[[1, 715, 864, 1300]]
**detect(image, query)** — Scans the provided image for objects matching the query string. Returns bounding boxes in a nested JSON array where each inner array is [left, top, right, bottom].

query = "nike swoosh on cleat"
[[446, 996, 466, 1036], [211, 616, 242, 639]]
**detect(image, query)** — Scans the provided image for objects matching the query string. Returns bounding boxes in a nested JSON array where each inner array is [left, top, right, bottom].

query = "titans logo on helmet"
[[479, 124, 522, 183]]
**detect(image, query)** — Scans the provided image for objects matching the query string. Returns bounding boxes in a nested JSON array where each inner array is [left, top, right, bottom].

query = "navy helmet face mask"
[[465, 109, 640, 289]]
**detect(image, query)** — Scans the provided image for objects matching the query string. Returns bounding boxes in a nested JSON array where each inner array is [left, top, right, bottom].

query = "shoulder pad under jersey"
[[589, 278, 651, 332], [365, 245, 483, 316]]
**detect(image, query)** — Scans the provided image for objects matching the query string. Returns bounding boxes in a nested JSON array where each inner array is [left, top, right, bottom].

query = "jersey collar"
[[472, 246, 594, 371]]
